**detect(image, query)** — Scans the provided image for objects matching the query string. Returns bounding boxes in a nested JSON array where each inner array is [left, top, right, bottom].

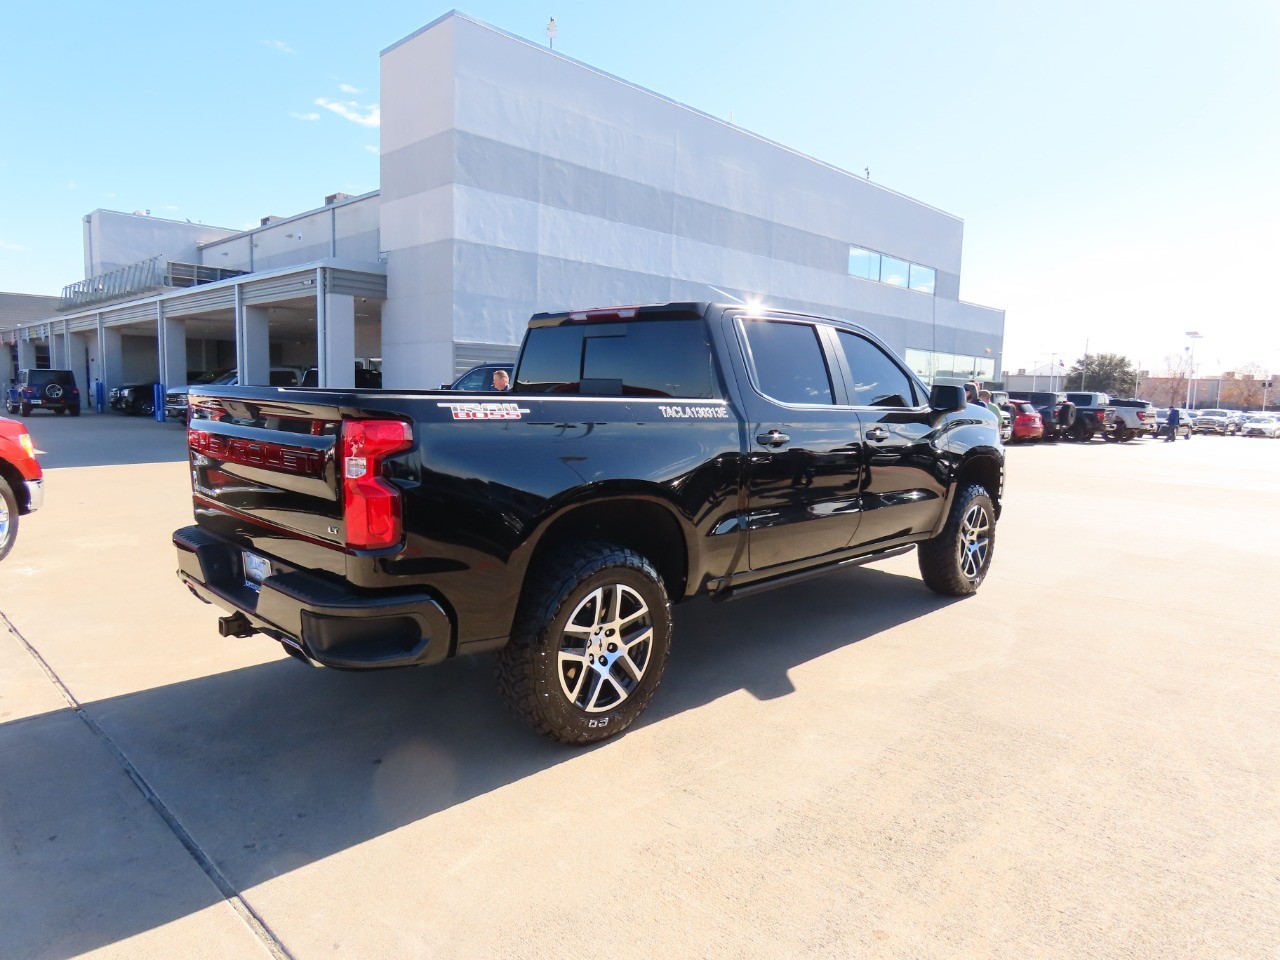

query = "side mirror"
[[929, 383, 967, 413]]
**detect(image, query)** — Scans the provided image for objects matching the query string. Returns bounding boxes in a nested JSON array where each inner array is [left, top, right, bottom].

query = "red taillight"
[[567, 307, 639, 323], [341, 419, 413, 549], [1137, 411, 1149, 420], [1095, 410, 1105, 421]]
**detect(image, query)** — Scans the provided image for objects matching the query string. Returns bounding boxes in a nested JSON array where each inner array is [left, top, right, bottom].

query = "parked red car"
[[0, 416, 44, 560], [1002, 401, 1045, 442]]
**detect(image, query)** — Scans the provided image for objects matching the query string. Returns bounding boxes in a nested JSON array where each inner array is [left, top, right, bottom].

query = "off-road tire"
[[0, 476, 19, 562], [918, 484, 995, 597], [496, 542, 673, 745], [19, 403, 30, 417], [69, 406, 80, 417]]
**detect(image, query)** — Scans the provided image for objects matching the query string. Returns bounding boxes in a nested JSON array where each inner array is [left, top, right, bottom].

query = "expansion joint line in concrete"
[[2, 610, 296, 960]]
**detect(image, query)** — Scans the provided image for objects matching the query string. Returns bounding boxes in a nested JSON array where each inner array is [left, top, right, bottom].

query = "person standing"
[[1165, 406, 1181, 441]]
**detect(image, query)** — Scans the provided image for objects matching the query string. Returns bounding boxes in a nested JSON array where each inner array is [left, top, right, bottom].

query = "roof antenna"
[[546, 18, 556, 49]]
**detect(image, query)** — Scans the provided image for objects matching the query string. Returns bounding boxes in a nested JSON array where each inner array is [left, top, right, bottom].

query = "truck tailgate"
[[187, 391, 346, 548]]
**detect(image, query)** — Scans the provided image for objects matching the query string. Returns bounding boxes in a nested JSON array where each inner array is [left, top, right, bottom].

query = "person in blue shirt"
[[1165, 406, 1181, 441]]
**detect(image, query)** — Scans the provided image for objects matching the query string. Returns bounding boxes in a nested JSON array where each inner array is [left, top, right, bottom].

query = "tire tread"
[[917, 483, 995, 597], [495, 541, 671, 744]]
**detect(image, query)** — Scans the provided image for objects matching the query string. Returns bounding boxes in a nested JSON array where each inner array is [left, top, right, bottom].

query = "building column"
[[234, 285, 270, 385], [161, 312, 187, 390], [16, 337, 36, 370], [66, 333, 90, 409], [50, 325, 69, 368], [96, 323, 123, 412], [318, 278, 355, 388], [99, 326, 124, 388]]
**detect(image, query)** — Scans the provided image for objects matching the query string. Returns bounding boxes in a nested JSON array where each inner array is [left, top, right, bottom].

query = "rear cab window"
[[516, 319, 719, 398]]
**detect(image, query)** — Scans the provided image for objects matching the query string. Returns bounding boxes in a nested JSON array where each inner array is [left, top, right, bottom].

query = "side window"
[[836, 331, 917, 407], [741, 320, 833, 405], [455, 368, 489, 392]]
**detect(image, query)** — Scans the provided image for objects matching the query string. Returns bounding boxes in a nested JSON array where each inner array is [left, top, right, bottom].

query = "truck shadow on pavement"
[[16, 413, 187, 468], [3, 565, 956, 960]]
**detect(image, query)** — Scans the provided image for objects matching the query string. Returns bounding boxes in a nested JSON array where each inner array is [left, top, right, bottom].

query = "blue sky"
[[1, 1, 1276, 375]]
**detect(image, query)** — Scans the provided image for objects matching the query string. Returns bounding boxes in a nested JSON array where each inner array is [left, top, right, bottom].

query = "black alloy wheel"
[[918, 483, 996, 597], [496, 541, 673, 744]]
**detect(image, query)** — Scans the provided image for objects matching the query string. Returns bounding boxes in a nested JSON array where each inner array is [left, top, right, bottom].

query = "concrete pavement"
[[2, 414, 1277, 958]]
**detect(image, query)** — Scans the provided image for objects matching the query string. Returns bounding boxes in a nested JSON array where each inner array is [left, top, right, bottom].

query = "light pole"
[[1185, 331, 1202, 409], [1037, 352, 1060, 392]]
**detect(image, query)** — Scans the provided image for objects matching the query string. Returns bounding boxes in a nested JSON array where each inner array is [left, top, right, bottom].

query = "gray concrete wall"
[[83, 211, 239, 279], [198, 194, 382, 274], [378, 13, 1002, 387], [120, 333, 159, 383]]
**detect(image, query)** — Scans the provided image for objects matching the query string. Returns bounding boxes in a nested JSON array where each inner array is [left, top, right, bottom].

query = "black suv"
[[109, 382, 161, 416], [6, 369, 81, 416]]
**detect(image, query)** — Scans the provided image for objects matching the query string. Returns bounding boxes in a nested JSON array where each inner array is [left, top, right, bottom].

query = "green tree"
[[1065, 353, 1139, 396]]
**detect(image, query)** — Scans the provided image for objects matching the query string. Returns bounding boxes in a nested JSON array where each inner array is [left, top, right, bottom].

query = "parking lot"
[[2, 414, 1278, 959]]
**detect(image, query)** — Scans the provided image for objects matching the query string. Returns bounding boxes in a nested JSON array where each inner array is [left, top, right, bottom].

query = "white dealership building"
[[4, 12, 1003, 400]]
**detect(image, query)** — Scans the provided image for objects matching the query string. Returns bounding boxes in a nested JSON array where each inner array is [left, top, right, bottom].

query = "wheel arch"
[[519, 491, 693, 605], [948, 449, 1004, 523], [0, 458, 30, 512]]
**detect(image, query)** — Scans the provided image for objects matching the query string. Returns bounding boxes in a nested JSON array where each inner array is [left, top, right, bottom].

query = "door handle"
[[866, 427, 890, 442], [756, 430, 791, 447]]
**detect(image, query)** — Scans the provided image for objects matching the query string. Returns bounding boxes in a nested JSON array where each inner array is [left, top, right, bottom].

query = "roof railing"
[[59, 258, 246, 311]]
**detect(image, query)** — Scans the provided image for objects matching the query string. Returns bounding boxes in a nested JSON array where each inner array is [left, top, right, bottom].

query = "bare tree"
[[1154, 354, 1192, 406], [1221, 364, 1270, 410]]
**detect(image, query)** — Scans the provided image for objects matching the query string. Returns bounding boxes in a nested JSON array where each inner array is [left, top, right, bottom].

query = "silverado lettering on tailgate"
[[189, 430, 327, 477]]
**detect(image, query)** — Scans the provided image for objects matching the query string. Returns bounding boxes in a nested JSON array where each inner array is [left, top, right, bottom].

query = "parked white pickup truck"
[[1104, 398, 1159, 442]]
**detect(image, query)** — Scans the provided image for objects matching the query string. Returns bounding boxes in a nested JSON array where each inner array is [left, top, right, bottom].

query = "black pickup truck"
[[174, 302, 1004, 743], [1062, 392, 1113, 441]]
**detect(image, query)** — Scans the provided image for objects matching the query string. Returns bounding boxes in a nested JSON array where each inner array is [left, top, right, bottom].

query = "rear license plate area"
[[242, 550, 271, 591]]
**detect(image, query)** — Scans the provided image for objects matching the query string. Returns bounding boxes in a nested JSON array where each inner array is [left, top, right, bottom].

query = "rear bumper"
[[174, 525, 453, 669]]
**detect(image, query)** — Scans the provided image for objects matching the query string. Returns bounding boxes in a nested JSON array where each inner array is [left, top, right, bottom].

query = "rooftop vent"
[[325, 192, 354, 205], [260, 215, 284, 226]]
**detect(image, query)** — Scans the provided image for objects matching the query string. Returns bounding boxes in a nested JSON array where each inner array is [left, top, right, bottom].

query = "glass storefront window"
[[905, 348, 935, 381], [909, 264, 936, 294], [848, 246, 937, 296], [908, 349, 998, 385], [848, 247, 881, 281], [880, 256, 909, 287]]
